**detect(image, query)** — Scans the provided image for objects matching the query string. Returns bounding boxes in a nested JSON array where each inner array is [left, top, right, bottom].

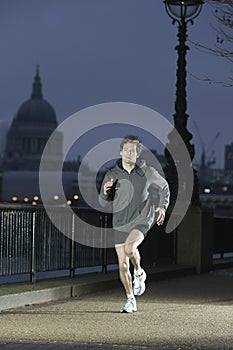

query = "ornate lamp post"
[[163, 0, 203, 205]]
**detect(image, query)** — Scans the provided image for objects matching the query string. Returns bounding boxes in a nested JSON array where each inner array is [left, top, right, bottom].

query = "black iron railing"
[[0, 205, 117, 283], [0, 204, 177, 284], [1, 204, 232, 284]]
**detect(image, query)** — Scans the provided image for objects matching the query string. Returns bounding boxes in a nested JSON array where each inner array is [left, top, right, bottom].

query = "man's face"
[[121, 142, 138, 165]]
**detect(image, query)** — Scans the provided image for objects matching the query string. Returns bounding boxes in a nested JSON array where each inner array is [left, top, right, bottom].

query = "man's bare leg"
[[115, 229, 146, 312], [124, 229, 144, 272], [115, 229, 144, 296], [124, 229, 147, 297], [115, 244, 132, 296]]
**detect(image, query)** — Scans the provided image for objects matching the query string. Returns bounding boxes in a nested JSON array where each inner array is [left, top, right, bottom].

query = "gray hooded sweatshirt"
[[99, 160, 170, 233]]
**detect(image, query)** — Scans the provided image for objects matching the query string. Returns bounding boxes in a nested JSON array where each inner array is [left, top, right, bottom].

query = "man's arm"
[[149, 167, 170, 225]]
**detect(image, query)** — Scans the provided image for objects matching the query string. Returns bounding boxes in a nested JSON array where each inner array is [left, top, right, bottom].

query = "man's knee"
[[124, 245, 135, 258], [119, 261, 128, 273]]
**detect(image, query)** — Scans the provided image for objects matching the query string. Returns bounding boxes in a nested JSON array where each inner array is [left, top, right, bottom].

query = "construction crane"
[[192, 120, 220, 181]]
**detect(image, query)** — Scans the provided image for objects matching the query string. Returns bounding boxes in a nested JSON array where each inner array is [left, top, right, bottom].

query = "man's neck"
[[122, 160, 136, 174]]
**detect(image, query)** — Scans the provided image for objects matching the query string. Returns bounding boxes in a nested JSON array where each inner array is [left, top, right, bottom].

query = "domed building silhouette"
[[1, 66, 65, 204], [1, 66, 99, 207], [3, 65, 62, 171]]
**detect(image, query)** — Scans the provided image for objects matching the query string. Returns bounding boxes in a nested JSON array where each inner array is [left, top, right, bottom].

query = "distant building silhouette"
[[225, 142, 233, 171], [0, 67, 99, 206], [0, 120, 8, 158], [3, 65, 63, 171]]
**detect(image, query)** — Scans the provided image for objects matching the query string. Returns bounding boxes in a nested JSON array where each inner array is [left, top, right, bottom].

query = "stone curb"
[[0, 265, 195, 312]]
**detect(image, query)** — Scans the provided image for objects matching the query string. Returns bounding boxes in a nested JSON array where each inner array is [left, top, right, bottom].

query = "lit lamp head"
[[164, 0, 203, 22]]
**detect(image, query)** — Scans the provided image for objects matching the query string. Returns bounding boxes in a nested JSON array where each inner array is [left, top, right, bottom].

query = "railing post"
[[69, 213, 75, 278], [30, 211, 36, 283], [101, 214, 108, 274], [172, 215, 178, 265]]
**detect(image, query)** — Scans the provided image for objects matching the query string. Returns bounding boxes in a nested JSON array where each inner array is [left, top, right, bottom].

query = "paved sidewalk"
[[0, 268, 233, 349], [0, 265, 194, 312], [0, 343, 194, 350]]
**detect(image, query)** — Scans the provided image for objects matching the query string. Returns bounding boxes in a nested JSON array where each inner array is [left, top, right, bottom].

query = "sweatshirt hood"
[[115, 159, 146, 176]]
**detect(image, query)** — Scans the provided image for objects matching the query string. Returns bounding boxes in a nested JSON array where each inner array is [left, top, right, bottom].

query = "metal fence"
[[0, 205, 117, 283], [1, 204, 232, 284], [0, 204, 176, 284]]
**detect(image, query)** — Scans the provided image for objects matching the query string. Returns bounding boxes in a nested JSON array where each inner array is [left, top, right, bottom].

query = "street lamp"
[[164, 0, 202, 21], [163, 0, 203, 205]]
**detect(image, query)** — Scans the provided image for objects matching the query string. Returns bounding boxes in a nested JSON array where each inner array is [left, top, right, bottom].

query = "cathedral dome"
[[13, 66, 57, 126], [16, 98, 57, 125], [3, 66, 63, 171]]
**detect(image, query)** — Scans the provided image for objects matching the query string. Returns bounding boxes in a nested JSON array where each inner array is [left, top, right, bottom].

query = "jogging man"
[[99, 135, 170, 313]]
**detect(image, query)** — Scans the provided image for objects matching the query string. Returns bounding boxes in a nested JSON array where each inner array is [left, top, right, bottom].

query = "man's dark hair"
[[120, 135, 142, 156]]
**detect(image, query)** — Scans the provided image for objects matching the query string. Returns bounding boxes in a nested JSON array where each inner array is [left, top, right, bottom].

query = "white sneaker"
[[133, 269, 147, 296], [120, 297, 137, 313]]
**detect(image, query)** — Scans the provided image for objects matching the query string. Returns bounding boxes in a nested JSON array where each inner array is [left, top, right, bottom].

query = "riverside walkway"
[[0, 266, 233, 350]]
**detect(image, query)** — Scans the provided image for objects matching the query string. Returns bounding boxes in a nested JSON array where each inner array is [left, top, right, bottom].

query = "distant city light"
[[73, 194, 79, 200], [204, 188, 211, 194], [23, 197, 29, 203], [53, 195, 59, 201], [222, 186, 228, 192], [67, 200, 72, 205], [32, 201, 37, 205], [12, 196, 18, 202], [33, 195, 39, 201]]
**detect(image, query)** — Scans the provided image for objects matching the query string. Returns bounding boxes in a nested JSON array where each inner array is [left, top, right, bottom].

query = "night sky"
[[0, 0, 232, 169]]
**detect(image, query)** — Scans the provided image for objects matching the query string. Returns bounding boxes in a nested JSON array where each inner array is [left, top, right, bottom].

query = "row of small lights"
[[11, 194, 79, 206], [203, 186, 229, 194]]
